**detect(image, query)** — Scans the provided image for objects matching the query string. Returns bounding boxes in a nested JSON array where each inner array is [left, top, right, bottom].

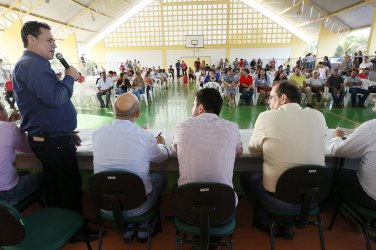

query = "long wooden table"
[[15, 129, 348, 171]]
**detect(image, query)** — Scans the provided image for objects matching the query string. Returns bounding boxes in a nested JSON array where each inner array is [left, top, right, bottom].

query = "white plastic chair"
[[152, 78, 162, 96], [140, 87, 148, 106], [203, 81, 221, 91]]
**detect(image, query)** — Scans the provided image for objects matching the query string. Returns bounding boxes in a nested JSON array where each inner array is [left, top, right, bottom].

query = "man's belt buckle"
[[33, 136, 45, 142]]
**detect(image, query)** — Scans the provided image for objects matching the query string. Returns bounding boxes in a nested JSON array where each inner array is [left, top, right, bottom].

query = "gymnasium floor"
[[76, 82, 374, 131]]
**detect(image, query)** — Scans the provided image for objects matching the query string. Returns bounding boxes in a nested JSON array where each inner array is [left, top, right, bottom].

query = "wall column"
[[0, 20, 24, 64], [290, 35, 308, 61], [367, 6, 376, 56], [316, 25, 340, 59], [57, 34, 80, 68]]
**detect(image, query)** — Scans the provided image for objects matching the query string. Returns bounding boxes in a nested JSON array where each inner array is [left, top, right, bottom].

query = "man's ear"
[[134, 110, 141, 118], [280, 94, 289, 104], [27, 35, 35, 46], [197, 103, 205, 114]]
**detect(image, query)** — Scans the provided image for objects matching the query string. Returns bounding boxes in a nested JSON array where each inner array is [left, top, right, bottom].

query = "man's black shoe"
[[254, 220, 279, 238], [279, 225, 294, 240], [71, 228, 99, 242]]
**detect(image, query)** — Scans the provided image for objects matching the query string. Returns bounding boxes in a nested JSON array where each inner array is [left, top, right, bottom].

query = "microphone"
[[55, 53, 70, 69]]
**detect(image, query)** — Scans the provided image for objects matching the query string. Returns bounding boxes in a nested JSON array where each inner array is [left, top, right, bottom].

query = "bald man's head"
[[113, 93, 140, 119]]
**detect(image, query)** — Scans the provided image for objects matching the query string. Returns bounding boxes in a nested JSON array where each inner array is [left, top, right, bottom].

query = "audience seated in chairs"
[[0, 103, 42, 206], [222, 69, 238, 107], [92, 93, 169, 243], [115, 73, 131, 95], [4, 75, 16, 109], [325, 69, 346, 107], [307, 70, 328, 108], [344, 69, 370, 108], [239, 68, 254, 105], [96, 71, 114, 108], [290, 67, 313, 107], [241, 81, 327, 240], [255, 68, 272, 105], [132, 71, 146, 100]]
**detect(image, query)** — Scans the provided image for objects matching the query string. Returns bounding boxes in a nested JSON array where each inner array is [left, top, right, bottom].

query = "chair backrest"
[[203, 81, 220, 91], [173, 182, 236, 226], [88, 171, 147, 233], [0, 200, 25, 247], [275, 165, 333, 227]]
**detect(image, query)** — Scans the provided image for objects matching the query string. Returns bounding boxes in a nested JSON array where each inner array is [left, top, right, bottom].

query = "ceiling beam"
[[279, 0, 304, 15], [298, 0, 366, 27], [69, 0, 113, 20], [0, 2, 95, 32]]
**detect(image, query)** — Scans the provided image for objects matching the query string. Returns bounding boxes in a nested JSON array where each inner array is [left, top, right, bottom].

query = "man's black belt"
[[31, 132, 72, 142]]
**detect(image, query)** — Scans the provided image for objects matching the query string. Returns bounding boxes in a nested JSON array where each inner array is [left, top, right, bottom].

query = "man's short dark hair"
[[21, 21, 51, 48], [195, 88, 223, 116], [275, 80, 302, 104]]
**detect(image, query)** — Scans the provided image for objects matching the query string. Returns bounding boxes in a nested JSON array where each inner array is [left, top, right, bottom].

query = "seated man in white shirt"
[[326, 98, 376, 210], [344, 69, 370, 108], [93, 93, 169, 242], [171, 88, 243, 202], [241, 80, 327, 239], [96, 71, 114, 108]]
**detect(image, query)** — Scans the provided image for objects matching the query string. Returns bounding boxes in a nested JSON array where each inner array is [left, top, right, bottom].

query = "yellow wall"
[[56, 34, 79, 67], [0, 20, 24, 64], [316, 26, 340, 58], [90, 41, 106, 68], [290, 35, 308, 60], [367, 7, 376, 55]]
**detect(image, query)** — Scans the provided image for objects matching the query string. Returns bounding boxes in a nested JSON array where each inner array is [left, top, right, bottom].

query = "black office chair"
[[173, 182, 236, 250], [255, 165, 332, 250], [0, 200, 92, 250], [329, 195, 376, 250], [88, 171, 162, 250]]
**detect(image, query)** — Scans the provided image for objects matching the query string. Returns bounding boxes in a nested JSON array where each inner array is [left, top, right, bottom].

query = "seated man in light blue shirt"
[[93, 93, 169, 242], [344, 69, 370, 108]]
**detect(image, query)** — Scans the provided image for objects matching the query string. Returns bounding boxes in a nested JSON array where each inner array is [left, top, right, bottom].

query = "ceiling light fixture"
[[241, 0, 311, 42], [88, 0, 155, 47]]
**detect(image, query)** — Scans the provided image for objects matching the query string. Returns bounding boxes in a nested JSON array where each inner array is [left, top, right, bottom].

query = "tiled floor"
[[56, 191, 374, 250]]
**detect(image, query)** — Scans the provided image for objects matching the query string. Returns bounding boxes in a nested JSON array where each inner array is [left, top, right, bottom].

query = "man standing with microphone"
[[12, 21, 83, 214]]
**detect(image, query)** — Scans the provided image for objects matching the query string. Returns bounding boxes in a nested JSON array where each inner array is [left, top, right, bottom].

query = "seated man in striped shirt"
[[171, 88, 243, 204]]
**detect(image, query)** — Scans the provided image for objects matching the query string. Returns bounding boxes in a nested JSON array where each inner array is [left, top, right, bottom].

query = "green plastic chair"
[[0, 200, 92, 250], [254, 165, 332, 250], [173, 182, 236, 250], [88, 171, 162, 250], [329, 195, 376, 250]]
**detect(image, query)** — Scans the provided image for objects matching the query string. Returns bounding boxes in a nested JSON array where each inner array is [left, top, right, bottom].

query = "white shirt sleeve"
[[326, 123, 369, 158]]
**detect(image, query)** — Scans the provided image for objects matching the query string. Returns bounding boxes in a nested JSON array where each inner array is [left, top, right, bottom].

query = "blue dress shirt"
[[12, 51, 77, 135]]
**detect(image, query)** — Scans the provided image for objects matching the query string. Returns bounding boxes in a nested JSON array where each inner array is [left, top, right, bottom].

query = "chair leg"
[[328, 203, 340, 230], [364, 224, 372, 250], [175, 232, 180, 250], [317, 216, 326, 250], [98, 221, 104, 250], [147, 222, 152, 250], [270, 222, 276, 250]]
